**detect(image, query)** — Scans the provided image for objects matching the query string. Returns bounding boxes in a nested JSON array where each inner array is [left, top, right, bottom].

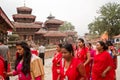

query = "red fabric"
[[7, 63, 11, 72], [52, 52, 62, 80], [85, 64, 90, 79], [31, 50, 38, 56], [92, 51, 115, 80], [35, 76, 41, 80], [60, 58, 85, 80], [0, 56, 5, 79], [76, 47, 90, 79], [76, 47, 88, 63], [113, 56, 117, 69]]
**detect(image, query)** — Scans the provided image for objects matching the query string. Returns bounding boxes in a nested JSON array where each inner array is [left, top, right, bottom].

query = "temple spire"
[[47, 13, 55, 19], [24, 0, 26, 6]]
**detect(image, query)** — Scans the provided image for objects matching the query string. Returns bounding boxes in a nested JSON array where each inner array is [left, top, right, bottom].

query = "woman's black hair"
[[98, 41, 108, 50], [78, 38, 84, 43], [0, 39, 4, 44], [62, 44, 74, 56], [88, 43, 92, 47], [78, 38, 85, 47], [58, 44, 62, 48], [106, 41, 113, 46], [15, 41, 32, 75], [78, 38, 86, 52]]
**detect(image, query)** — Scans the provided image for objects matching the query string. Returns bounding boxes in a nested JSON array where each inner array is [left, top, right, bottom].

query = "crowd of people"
[[0, 38, 120, 80], [52, 38, 119, 80]]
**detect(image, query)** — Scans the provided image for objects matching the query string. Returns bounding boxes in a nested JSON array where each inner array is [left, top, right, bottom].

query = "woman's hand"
[[4, 72, 13, 76], [101, 72, 106, 78]]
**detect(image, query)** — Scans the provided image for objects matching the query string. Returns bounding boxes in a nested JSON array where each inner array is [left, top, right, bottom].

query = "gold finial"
[[24, 0, 26, 6]]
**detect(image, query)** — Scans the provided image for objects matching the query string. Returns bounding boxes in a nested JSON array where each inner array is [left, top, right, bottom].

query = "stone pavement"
[[10, 56, 120, 80], [44, 58, 52, 80]]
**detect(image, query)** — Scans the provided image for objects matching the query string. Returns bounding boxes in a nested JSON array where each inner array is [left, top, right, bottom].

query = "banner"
[[101, 31, 108, 42]]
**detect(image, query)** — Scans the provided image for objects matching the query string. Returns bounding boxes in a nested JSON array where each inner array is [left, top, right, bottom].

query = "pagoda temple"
[[12, 6, 42, 41], [12, 6, 77, 45], [35, 14, 67, 45]]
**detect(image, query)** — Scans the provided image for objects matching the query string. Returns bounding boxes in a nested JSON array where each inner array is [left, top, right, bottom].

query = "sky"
[[0, 0, 120, 36]]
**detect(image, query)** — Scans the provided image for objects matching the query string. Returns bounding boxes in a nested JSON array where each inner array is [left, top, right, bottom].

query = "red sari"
[[76, 47, 90, 79], [52, 52, 62, 80], [59, 58, 86, 80], [92, 51, 114, 80], [0, 56, 5, 79]]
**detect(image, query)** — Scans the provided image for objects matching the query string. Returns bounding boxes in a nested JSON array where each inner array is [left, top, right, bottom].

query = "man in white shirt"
[[39, 44, 45, 65]]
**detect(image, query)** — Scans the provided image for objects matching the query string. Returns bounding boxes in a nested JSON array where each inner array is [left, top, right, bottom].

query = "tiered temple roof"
[[12, 6, 42, 28], [17, 6, 32, 13], [45, 14, 64, 25], [44, 31, 67, 37], [13, 22, 41, 28]]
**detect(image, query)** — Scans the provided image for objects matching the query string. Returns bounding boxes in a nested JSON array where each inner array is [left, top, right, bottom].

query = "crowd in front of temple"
[[52, 38, 119, 80], [0, 37, 120, 80]]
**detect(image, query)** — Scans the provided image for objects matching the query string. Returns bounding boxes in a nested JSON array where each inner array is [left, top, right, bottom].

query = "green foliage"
[[59, 21, 75, 31], [88, 2, 120, 38]]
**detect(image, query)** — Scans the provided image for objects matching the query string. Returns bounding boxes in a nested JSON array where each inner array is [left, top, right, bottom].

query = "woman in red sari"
[[76, 38, 91, 79], [92, 41, 114, 80], [60, 44, 86, 80], [106, 41, 117, 80], [52, 44, 62, 80]]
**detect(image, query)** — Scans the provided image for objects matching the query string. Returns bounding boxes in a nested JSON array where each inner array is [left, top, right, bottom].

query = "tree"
[[88, 2, 120, 38], [59, 21, 75, 31]]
